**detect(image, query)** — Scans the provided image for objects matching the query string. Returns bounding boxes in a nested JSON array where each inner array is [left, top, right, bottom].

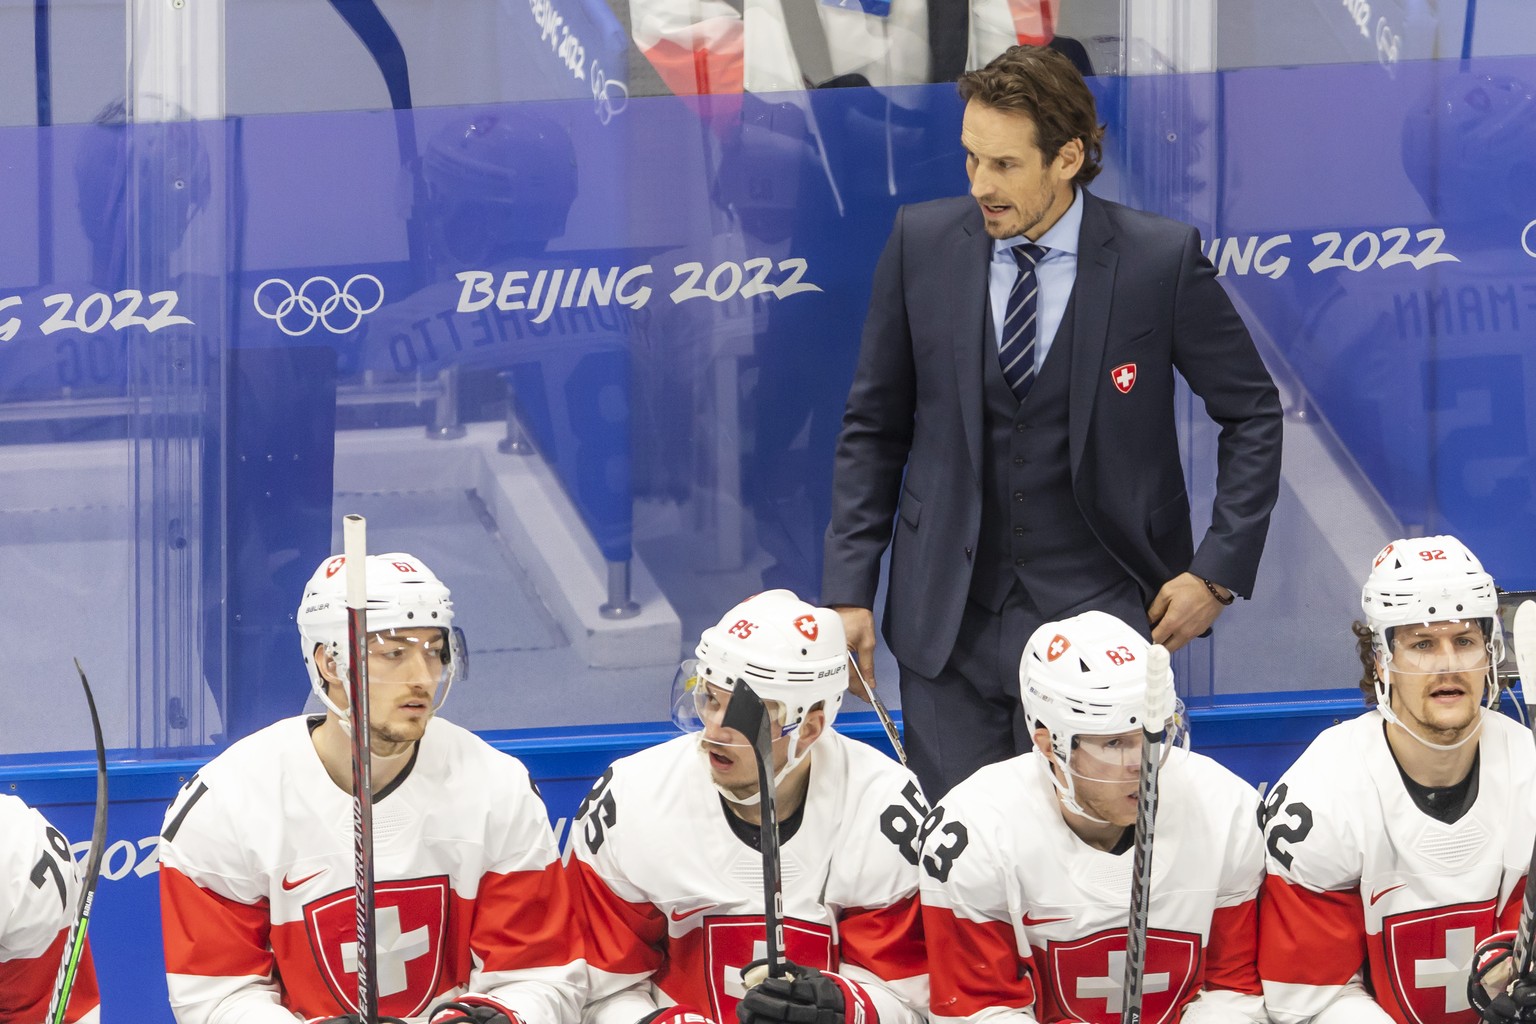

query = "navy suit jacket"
[[822, 190, 1283, 679]]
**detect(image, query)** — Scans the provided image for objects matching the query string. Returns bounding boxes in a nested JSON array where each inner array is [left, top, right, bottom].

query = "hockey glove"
[[736, 962, 879, 1024], [1469, 932, 1536, 1024], [638, 1005, 722, 1024], [429, 996, 523, 1024]]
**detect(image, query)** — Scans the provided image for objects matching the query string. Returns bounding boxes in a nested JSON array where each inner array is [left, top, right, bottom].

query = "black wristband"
[[1202, 578, 1235, 606]]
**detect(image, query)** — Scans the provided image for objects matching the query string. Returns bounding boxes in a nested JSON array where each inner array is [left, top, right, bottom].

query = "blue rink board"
[[4, 699, 1366, 1023]]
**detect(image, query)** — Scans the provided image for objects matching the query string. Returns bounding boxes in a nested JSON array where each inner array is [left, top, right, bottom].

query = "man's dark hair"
[[957, 44, 1105, 186]]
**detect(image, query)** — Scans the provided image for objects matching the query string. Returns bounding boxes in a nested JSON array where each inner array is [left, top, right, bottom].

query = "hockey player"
[[1257, 535, 1536, 1024], [570, 589, 928, 1024], [158, 553, 586, 1024], [0, 794, 101, 1024], [921, 610, 1266, 1024]]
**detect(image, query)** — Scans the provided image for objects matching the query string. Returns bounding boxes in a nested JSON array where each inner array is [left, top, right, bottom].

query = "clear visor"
[[337, 626, 467, 710], [1065, 700, 1189, 784], [670, 659, 794, 747], [1388, 638, 1491, 677]]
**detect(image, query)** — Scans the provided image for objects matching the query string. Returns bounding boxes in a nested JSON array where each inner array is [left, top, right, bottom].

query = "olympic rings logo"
[[595, 77, 630, 126], [253, 274, 385, 336]]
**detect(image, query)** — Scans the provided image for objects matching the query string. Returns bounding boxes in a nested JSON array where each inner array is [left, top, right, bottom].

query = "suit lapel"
[[951, 206, 993, 488], [1068, 191, 1118, 477]]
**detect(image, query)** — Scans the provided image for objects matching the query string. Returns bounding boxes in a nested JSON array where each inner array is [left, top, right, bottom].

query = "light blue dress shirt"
[[987, 186, 1083, 372]]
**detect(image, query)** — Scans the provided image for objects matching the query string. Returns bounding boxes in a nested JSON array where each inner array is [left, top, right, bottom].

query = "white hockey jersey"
[[1258, 710, 1536, 1024], [158, 715, 585, 1024], [921, 749, 1266, 1024], [571, 731, 928, 1024], [0, 795, 100, 1024]]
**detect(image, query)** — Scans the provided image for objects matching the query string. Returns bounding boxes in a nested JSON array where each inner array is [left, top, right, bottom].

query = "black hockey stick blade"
[[47, 659, 108, 1024], [1122, 644, 1172, 1024], [721, 679, 788, 980]]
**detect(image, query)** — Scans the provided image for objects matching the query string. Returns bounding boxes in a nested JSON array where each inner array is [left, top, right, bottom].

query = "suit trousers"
[[897, 574, 1147, 801]]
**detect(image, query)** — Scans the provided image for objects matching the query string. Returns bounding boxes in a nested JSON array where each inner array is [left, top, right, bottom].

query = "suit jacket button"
[[1013, 491, 1025, 502], [964, 546, 973, 559]]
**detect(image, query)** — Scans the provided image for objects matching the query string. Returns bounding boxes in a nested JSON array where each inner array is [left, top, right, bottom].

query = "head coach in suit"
[[822, 44, 1283, 800]]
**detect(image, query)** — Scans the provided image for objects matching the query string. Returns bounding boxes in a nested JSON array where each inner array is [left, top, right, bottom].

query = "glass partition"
[[2, 0, 1534, 763]]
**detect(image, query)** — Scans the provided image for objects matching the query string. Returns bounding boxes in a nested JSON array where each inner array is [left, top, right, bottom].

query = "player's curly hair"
[[957, 44, 1105, 186], [1351, 620, 1379, 705], [1352, 617, 1501, 706]]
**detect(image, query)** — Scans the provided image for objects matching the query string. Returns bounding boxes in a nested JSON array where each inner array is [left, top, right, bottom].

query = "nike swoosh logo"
[[670, 904, 709, 922], [1369, 883, 1406, 906], [1020, 913, 1073, 928], [282, 869, 324, 891]]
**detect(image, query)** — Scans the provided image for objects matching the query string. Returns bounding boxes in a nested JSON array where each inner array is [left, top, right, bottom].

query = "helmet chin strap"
[[1374, 662, 1489, 753], [1041, 750, 1120, 826], [704, 724, 812, 807]]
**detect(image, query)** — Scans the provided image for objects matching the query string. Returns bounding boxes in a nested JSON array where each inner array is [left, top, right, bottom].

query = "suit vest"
[[969, 287, 1131, 615]]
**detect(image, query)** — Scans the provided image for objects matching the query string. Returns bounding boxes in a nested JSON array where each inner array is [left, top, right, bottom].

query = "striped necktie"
[[999, 243, 1049, 402]]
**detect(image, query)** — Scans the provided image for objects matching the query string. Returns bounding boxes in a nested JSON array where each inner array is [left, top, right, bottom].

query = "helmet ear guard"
[[1361, 535, 1502, 749], [1020, 610, 1187, 822], [675, 591, 849, 804], [296, 553, 463, 728]]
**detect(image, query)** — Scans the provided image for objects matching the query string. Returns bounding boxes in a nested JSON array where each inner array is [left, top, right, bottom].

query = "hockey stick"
[[46, 659, 108, 1024], [1510, 601, 1536, 977], [344, 515, 381, 1023], [866, 684, 908, 768], [721, 679, 788, 981], [1468, 600, 1536, 1011], [850, 657, 907, 768], [1122, 644, 1173, 1024]]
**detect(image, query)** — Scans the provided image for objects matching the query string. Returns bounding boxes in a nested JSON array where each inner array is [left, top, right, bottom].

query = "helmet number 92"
[[1420, 549, 1447, 561]]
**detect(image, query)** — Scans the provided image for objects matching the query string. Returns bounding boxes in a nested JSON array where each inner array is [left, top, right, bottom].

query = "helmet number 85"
[[728, 620, 756, 640]]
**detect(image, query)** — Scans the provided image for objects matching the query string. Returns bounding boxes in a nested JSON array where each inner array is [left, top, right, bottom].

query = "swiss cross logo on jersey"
[[794, 615, 819, 641], [1047, 635, 1071, 661], [701, 917, 835, 1021], [1111, 363, 1137, 394], [1045, 927, 1199, 1024], [1381, 899, 1497, 1024], [304, 876, 449, 1019], [323, 556, 346, 578]]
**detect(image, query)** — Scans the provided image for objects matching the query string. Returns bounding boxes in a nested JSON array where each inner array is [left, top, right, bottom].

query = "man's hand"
[[832, 606, 876, 701], [1148, 572, 1229, 651]]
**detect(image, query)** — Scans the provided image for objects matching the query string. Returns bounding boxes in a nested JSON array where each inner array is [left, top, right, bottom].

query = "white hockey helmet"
[[1020, 610, 1186, 818], [1360, 535, 1502, 742], [673, 590, 847, 799], [297, 552, 466, 721], [1362, 535, 1501, 653]]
